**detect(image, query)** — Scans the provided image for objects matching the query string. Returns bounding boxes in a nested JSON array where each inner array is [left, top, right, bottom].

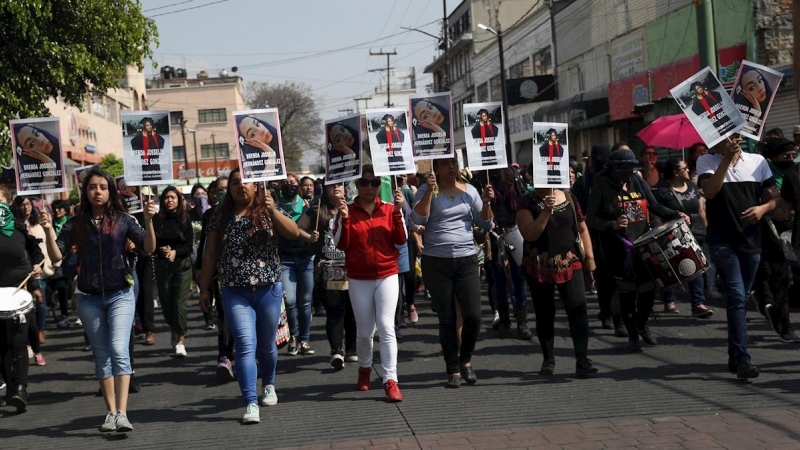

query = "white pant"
[[348, 276, 399, 383]]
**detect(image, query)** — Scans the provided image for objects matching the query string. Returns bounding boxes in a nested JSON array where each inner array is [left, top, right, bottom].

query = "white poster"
[[9, 117, 67, 195], [121, 110, 174, 186], [462, 102, 508, 171], [670, 67, 747, 148], [324, 114, 363, 185], [115, 176, 143, 214], [409, 92, 454, 161], [365, 108, 415, 176], [729, 60, 784, 141], [232, 108, 287, 182], [532, 122, 569, 189]]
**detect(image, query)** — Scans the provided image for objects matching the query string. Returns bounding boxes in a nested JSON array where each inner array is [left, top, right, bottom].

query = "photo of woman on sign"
[[411, 98, 450, 154], [325, 117, 362, 183], [375, 114, 405, 167], [13, 122, 62, 191], [130, 117, 165, 182], [470, 109, 499, 159], [732, 65, 776, 138], [235, 114, 283, 179]]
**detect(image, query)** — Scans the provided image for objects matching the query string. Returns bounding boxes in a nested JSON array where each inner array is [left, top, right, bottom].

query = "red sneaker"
[[384, 379, 403, 402], [357, 366, 371, 391]]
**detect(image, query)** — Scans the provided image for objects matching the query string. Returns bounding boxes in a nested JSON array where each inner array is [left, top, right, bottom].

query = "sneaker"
[[330, 353, 345, 370], [175, 343, 187, 357], [299, 341, 315, 355], [287, 336, 299, 356], [345, 351, 358, 363], [216, 356, 235, 382], [779, 330, 800, 343], [627, 340, 643, 353], [357, 366, 371, 391], [765, 304, 783, 336], [597, 313, 613, 330], [0, 381, 5, 391], [751, 292, 767, 317], [663, 302, 680, 314], [100, 411, 117, 432], [737, 362, 759, 379], [638, 326, 657, 345], [57, 317, 70, 329], [27, 346, 34, 359], [460, 365, 477, 385], [691, 305, 714, 318], [576, 358, 598, 378], [313, 305, 326, 317], [9, 386, 27, 412], [540, 359, 555, 376], [242, 403, 260, 424], [144, 332, 155, 346], [260, 385, 278, 406], [408, 305, 418, 324], [135, 332, 146, 341], [115, 413, 133, 433], [445, 373, 461, 388], [205, 321, 216, 331], [74, 318, 82, 327], [384, 379, 403, 402], [491, 313, 501, 330], [34, 353, 46, 366]]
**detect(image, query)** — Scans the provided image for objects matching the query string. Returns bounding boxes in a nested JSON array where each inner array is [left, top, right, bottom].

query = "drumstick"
[[14, 260, 45, 295]]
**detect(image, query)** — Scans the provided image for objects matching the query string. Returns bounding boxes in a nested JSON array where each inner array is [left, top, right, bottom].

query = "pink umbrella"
[[636, 113, 703, 150]]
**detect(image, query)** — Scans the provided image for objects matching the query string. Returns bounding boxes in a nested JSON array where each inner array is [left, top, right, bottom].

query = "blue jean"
[[661, 274, 706, 308], [281, 255, 314, 343], [76, 287, 136, 379], [710, 245, 761, 364], [222, 283, 283, 406], [35, 282, 47, 329]]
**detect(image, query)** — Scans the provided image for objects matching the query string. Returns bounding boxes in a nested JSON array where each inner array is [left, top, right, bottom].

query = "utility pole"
[[354, 96, 372, 113], [369, 49, 397, 107], [478, 23, 513, 164], [189, 129, 200, 183], [338, 108, 355, 116], [695, 0, 717, 75], [211, 133, 219, 177], [442, 0, 450, 90], [179, 119, 190, 180], [547, 0, 558, 99]]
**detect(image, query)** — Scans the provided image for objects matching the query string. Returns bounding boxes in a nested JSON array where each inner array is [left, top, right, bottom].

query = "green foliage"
[[0, 0, 159, 166], [245, 81, 322, 172], [68, 184, 79, 205], [99, 154, 124, 178]]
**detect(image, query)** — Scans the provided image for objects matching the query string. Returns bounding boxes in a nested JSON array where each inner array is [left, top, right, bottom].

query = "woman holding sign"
[[412, 157, 494, 387], [39, 167, 157, 433]]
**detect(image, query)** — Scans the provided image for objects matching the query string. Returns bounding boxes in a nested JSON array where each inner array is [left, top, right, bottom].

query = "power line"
[[149, 0, 231, 18], [143, 0, 199, 13]]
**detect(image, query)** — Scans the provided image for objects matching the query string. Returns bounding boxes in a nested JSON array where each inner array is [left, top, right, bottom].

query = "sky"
[[140, 0, 457, 121]]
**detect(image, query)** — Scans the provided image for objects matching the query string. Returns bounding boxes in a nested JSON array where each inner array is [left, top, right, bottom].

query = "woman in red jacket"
[[333, 164, 407, 402]]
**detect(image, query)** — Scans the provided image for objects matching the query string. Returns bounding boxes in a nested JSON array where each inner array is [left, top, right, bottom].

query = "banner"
[[365, 108, 415, 176], [324, 114, 362, 185], [463, 102, 508, 171], [670, 67, 747, 148], [115, 176, 143, 213], [409, 92, 454, 161], [232, 108, 286, 182], [9, 117, 67, 195], [532, 123, 569, 189], [729, 60, 784, 141], [121, 110, 174, 186]]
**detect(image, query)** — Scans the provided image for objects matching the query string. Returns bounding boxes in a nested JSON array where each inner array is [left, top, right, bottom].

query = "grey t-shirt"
[[412, 183, 493, 258]]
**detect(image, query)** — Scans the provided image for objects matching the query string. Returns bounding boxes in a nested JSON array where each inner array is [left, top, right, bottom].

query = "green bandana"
[[53, 215, 67, 235], [0, 202, 15, 237]]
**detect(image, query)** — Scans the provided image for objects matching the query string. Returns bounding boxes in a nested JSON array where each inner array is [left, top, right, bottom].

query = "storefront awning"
[[533, 85, 609, 130]]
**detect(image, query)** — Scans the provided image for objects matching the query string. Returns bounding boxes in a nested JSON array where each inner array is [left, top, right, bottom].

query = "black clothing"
[[153, 214, 193, 260]]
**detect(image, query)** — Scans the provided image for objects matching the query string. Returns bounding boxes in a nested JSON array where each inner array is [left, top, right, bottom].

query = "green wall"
[[646, 0, 752, 69]]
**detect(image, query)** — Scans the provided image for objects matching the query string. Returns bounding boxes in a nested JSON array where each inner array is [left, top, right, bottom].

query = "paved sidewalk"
[[275, 409, 800, 449], [1, 291, 799, 449]]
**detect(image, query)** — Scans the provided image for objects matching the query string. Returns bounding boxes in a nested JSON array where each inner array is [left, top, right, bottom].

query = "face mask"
[[216, 189, 227, 205], [610, 169, 634, 184], [774, 160, 794, 170], [281, 184, 299, 199], [193, 195, 209, 214]]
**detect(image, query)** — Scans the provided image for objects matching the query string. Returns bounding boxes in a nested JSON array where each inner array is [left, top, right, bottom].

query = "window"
[[476, 82, 489, 102], [173, 145, 186, 161], [490, 75, 502, 102], [509, 59, 532, 79], [170, 111, 184, 126], [534, 48, 553, 76], [198, 108, 226, 123], [201, 143, 230, 160]]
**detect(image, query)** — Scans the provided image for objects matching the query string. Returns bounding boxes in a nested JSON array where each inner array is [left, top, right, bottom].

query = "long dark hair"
[[72, 168, 127, 247], [157, 186, 191, 239], [214, 168, 273, 244], [660, 158, 686, 182], [12, 195, 40, 227]]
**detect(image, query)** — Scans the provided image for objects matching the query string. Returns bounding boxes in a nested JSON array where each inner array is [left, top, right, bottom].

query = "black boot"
[[515, 305, 532, 340], [497, 311, 512, 338], [9, 385, 27, 412], [539, 337, 555, 375], [622, 315, 641, 352], [612, 314, 628, 338]]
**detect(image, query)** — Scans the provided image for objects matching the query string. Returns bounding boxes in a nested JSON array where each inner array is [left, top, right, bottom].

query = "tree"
[[245, 81, 322, 172], [0, 1, 159, 165], [99, 154, 124, 178]]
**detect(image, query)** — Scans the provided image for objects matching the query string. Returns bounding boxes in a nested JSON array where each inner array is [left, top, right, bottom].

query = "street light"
[[477, 23, 514, 164]]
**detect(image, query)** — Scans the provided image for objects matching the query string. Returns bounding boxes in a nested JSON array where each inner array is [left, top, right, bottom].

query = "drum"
[[0, 287, 34, 320], [633, 218, 709, 289], [501, 226, 524, 267]]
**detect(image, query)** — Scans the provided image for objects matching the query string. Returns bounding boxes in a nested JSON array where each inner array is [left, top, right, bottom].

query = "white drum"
[[0, 287, 34, 320], [501, 226, 524, 267]]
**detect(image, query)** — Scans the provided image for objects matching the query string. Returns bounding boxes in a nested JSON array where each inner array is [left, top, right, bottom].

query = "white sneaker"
[[27, 346, 34, 359], [243, 403, 260, 424], [175, 343, 187, 357], [330, 353, 345, 370], [260, 385, 278, 406], [75, 318, 83, 326]]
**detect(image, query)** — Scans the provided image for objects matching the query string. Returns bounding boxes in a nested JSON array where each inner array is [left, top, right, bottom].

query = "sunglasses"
[[644, 152, 657, 157], [357, 178, 382, 188]]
